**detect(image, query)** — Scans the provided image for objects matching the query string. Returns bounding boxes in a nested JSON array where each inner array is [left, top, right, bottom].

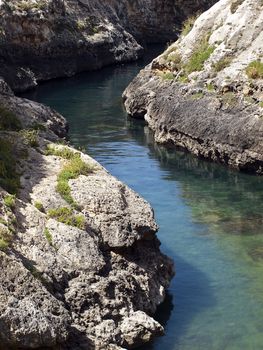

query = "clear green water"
[[23, 48, 263, 350]]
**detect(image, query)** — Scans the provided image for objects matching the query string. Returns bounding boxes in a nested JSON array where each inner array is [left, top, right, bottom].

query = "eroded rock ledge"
[[0, 79, 174, 349], [123, 0, 263, 174], [0, 0, 216, 91]]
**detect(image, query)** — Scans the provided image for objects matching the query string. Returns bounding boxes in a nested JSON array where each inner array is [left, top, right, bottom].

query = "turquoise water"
[[23, 48, 263, 350]]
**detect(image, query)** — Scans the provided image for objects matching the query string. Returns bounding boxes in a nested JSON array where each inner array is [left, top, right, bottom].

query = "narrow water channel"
[[23, 47, 263, 350]]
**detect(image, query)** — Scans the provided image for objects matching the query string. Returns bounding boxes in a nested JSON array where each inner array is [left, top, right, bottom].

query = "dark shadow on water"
[[126, 119, 263, 237], [138, 252, 216, 350]]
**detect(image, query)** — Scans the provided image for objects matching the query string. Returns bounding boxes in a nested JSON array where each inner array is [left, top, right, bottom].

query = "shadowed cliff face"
[[0, 0, 216, 91], [105, 0, 216, 43]]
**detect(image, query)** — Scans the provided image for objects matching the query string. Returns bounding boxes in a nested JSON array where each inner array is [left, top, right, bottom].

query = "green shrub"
[[184, 38, 215, 74], [17, 0, 46, 11], [246, 61, 263, 79], [32, 123, 47, 131], [191, 92, 204, 99], [45, 145, 76, 159], [0, 238, 9, 250], [0, 106, 22, 131], [76, 19, 86, 31], [166, 51, 181, 64], [56, 180, 74, 206], [230, 0, 244, 13], [158, 71, 174, 80], [34, 201, 45, 212], [44, 227, 53, 245], [3, 194, 16, 210], [59, 155, 94, 180], [56, 153, 94, 206], [20, 129, 39, 147], [222, 92, 238, 106], [48, 207, 85, 230], [178, 75, 189, 83], [181, 14, 199, 36], [46, 145, 95, 207], [0, 138, 20, 193], [213, 57, 232, 72], [0, 218, 7, 226], [206, 83, 215, 91], [0, 226, 13, 250]]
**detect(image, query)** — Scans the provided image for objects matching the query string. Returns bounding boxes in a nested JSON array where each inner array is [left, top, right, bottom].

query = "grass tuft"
[[191, 92, 204, 100], [45, 145, 77, 159], [46, 145, 95, 208], [246, 61, 263, 79], [181, 14, 199, 36], [0, 138, 20, 194], [184, 38, 214, 74], [34, 201, 45, 213], [213, 57, 232, 72], [3, 195, 16, 210], [0, 106, 22, 131], [20, 129, 39, 147], [230, 0, 244, 13], [44, 227, 53, 245], [48, 207, 85, 230], [57, 155, 94, 206], [0, 225, 13, 250]]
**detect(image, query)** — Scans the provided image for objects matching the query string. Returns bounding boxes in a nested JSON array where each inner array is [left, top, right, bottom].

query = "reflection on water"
[[22, 46, 263, 350]]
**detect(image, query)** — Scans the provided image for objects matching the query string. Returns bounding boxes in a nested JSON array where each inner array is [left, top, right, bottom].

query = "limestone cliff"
[[0, 0, 216, 91], [0, 79, 174, 349], [123, 0, 263, 174]]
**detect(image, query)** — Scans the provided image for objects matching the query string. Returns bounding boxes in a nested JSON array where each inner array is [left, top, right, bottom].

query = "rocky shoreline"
[[0, 78, 174, 349], [123, 0, 263, 174]]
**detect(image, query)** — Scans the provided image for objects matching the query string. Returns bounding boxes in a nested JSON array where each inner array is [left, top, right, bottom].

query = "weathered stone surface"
[[70, 168, 158, 247], [123, 0, 263, 174], [0, 87, 174, 349], [0, 252, 70, 349], [120, 311, 164, 348], [0, 93, 68, 137]]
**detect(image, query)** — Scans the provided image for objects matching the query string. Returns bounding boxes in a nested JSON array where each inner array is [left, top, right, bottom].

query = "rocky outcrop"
[[123, 0, 263, 174], [0, 0, 216, 91], [0, 79, 174, 349]]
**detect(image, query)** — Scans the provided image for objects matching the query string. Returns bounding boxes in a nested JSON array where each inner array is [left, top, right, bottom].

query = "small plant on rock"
[[0, 106, 22, 131], [4, 194, 16, 210], [34, 201, 45, 213], [57, 154, 95, 207], [184, 37, 215, 74], [246, 61, 263, 79], [0, 138, 20, 194], [44, 227, 53, 246], [48, 207, 85, 230], [213, 57, 232, 72], [181, 14, 200, 36], [230, 0, 244, 14], [0, 225, 13, 250], [20, 129, 39, 148]]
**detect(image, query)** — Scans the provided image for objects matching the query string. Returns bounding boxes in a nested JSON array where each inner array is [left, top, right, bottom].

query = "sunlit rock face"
[[0, 0, 216, 91], [123, 0, 263, 174]]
